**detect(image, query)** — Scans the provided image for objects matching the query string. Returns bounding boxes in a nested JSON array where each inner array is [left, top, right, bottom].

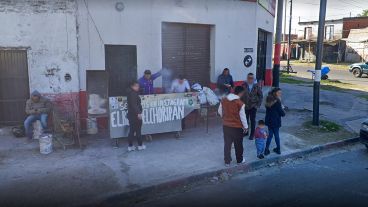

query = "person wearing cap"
[[24, 90, 52, 139], [138, 69, 162, 95]]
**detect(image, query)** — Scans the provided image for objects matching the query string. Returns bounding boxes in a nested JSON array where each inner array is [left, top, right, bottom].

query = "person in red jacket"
[[218, 86, 249, 166]]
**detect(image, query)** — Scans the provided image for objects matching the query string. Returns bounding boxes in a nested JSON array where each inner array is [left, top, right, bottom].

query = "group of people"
[[218, 69, 285, 165], [128, 69, 191, 152], [23, 68, 285, 165]]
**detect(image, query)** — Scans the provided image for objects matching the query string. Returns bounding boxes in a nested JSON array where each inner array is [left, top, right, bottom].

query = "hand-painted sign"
[[109, 92, 200, 138]]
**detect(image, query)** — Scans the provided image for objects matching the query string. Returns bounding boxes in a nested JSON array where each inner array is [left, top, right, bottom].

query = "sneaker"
[[273, 148, 281, 155], [128, 146, 135, 152], [257, 154, 265, 159], [264, 149, 270, 156], [237, 158, 246, 165], [137, 145, 146, 151], [225, 163, 231, 167]]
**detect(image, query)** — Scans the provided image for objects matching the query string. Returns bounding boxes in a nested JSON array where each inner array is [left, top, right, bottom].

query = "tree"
[[357, 9, 368, 17]]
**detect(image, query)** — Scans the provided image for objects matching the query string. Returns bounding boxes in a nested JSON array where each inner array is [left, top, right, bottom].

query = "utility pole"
[[272, 0, 284, 87], [312, 0, 327, 126], [283, 0, 288, 59], [287, 0, 293, 73]]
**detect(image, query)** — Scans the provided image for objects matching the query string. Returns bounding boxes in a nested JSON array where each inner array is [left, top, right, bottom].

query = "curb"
[[100, 137, 360, 206]]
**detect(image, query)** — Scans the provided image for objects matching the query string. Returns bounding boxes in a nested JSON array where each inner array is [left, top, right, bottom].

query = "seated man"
[[217, 68, 234, 95], [170, 75, 191, 93], [24, 90, 52, 139]]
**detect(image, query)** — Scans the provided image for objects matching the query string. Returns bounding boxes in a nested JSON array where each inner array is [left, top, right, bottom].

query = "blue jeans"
[[266, 127, 281, 151], [24, 114, 48, 138], [255, 138, 266, 156]]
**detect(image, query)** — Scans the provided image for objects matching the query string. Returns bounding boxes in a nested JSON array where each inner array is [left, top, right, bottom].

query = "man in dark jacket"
[[24, 90, 52, 139], [217, 68, 234, 94], [127, 81, 145, 152], [241, 73, 263, 140]]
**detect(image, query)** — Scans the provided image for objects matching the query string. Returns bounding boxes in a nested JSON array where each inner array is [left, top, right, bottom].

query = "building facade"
[[294, 16, 368, 63], [0, 0, 275, 125]]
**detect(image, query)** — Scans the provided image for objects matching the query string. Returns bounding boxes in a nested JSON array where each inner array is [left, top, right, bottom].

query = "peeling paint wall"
[[0, 0, 79, 94]]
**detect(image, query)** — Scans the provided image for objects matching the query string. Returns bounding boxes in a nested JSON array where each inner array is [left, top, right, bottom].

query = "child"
[[254, 120, 268, 159]]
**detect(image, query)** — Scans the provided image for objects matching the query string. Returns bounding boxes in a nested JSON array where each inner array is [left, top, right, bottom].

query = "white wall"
[[297, 20, 343, 40], [77, 0, 275, 90], [0, 0, 79, 94]]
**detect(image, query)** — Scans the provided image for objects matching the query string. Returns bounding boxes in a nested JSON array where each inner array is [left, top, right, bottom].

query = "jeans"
[[255, 138, 266, 156], [245, 108, 257, 139], [265, 127, 281, 151], [128, 118, 143, 147], [24, 113, 48, 139], [223, 126, 244, 164]]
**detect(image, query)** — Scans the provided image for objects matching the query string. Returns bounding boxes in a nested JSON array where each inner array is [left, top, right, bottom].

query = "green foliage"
[[358, 9, 368, 17], [304, 120, 342, 133]]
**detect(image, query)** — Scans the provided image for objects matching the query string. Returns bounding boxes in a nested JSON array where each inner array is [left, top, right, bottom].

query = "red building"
[[343, 17, 368, 38]]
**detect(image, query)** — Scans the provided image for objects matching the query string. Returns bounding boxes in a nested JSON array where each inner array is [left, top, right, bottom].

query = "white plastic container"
[[87, 117, 98, 135], [33, 121, 43, 140], [39, 134, 53, 155]]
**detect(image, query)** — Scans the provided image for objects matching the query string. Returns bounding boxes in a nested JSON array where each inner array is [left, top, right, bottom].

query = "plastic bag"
[[203, 87, 220, 106]]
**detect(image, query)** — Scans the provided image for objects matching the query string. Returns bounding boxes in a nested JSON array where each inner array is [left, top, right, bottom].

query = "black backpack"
[[12, 126, 25, 138]]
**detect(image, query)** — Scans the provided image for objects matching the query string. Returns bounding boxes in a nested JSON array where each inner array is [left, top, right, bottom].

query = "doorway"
[[257, 30, 268, 81], [0, 50, 30, 125], [105, 45, 137, 97]]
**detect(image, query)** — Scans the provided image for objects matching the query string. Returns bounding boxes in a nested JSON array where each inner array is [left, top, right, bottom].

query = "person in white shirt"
[[170, 75, 191, 93], [170, 75, 191, 130]]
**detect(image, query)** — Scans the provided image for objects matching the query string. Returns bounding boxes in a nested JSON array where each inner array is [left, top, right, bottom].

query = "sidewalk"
[[0, 83, 366, 207]]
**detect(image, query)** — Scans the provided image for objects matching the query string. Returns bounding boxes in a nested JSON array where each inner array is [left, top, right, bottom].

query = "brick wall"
[[343, 17, 368, 38]]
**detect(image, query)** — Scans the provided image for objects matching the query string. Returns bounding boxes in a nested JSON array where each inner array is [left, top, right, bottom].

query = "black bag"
[[12, 126, 25, 138]]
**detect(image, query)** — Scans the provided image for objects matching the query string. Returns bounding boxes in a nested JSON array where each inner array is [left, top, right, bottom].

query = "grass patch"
[[320, 79, 356, 92], [358, 94, 368, 101], [281, 60, 350, 70], [304, 120, 341, 133], [280, 73, 311, 85]]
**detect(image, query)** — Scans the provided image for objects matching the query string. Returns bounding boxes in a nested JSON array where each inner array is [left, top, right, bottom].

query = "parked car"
[[349, 62, 368, 78], [360, 119, 368, 149]]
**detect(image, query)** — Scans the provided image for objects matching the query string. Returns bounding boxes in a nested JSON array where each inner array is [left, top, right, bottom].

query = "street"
[[124, 145, 368, 207], [289, 64, 368, 87]]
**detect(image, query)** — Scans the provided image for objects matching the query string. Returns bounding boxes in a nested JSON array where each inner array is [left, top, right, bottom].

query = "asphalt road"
[[131, 145, 368, 207], [289, 65, 368, 87]]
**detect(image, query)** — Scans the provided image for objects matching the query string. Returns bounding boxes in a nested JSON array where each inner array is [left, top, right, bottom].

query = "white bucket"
[[87, 117, 98, 135], [39, 134, 53, 155]]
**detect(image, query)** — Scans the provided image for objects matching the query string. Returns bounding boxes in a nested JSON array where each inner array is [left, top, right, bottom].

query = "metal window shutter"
[[162, 23, 210, 87], [0, 50, 30, 125]]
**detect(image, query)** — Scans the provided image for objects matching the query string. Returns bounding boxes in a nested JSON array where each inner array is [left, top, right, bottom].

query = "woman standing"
[[264, 88, 285, 155]]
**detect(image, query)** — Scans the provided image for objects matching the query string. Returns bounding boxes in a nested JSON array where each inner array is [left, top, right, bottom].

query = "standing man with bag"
[[241, 73, 263, 140], [218, 86, 249, 166]]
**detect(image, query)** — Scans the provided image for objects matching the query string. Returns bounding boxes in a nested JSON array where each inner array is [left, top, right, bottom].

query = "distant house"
[[295, 18, 345, 63], [344, 27, 368, 63], [293, 16, 368, 63]]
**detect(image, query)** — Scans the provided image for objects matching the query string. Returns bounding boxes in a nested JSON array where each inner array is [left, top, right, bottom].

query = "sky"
[[282, 0, 368, 34]]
